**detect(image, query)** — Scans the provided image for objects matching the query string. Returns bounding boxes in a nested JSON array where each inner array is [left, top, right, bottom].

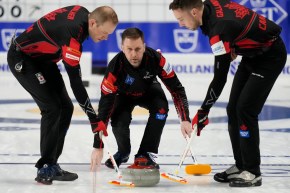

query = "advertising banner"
[[0, 0, 289, 70]]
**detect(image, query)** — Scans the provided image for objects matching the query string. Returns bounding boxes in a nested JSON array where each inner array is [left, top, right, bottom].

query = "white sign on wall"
[[108, 52, 290, 77]]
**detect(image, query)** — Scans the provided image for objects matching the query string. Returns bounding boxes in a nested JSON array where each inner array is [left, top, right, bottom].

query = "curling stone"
[[121, 168, 160, 187]]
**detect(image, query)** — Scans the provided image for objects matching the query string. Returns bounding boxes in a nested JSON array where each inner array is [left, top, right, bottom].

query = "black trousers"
[[226, 37, 287, 175], [110, 82, 169, 156], [7, 45, 74, 169]]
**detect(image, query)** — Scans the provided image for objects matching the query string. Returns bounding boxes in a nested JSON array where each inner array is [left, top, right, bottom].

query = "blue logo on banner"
[[125, 74, 135, 85], [1, 28, 25, 51], [173, 29, 198, 53], [156, 113, 167, 120]]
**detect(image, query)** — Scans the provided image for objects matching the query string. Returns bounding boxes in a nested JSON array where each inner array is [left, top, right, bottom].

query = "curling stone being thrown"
[[121, 168, 160, 187]]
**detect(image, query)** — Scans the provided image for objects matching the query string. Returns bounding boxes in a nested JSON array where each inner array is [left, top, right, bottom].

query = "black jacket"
[[14, 5, 97, 121], [98, 47, 190, 123], [199, 0, 282, 110]]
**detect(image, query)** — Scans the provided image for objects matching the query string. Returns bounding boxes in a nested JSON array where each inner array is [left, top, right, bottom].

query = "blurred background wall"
[[0, 0, 289, 76]]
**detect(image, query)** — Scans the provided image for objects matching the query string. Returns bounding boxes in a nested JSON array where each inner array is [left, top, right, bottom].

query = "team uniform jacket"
[[14, 5, 97, 120], [98, 47, 190, 124], [200, 0, 282, 110]]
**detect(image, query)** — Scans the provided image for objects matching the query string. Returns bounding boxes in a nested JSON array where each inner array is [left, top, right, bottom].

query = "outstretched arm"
[[200, 54, 232, 111], [64, 64, 98, 122], [157, 54, 191, 137], [192, 53, 232, 136]]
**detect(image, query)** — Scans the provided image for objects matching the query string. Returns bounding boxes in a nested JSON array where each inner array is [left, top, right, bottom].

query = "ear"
[[88, 18, 96, 28], [191, 8, 197, 17], [121, 44, 124, 52]]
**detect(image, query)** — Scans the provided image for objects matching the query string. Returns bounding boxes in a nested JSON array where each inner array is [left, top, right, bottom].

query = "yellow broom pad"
[[185, 164, 211, 175]]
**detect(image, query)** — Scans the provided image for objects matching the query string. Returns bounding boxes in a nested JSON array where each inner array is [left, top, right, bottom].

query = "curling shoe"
[[214, 165, 241, 183], [52, 164, 78, 181], [105, 151, 130, 169], [128, 153, 159, 169], [229, 171, 262, 187], [35, 164, 56, 185]]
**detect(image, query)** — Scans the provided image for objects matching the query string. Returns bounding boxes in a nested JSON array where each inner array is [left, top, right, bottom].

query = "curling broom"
[[160, 131, 195, 184], [185, 124, 211, 175], [99, 132, 135, 187]]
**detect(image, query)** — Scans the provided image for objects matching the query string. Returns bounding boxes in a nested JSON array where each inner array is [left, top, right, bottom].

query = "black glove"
[[192, 109, 209, 136]]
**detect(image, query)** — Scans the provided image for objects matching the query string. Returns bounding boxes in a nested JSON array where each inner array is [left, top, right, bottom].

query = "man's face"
[[172, 8, 201, 31], [121, 37, 145, 68], [88, 20, 116, 42]]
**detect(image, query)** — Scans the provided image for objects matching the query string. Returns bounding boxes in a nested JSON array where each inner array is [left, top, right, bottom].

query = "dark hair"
[[169, 0, 203, 10], [90, 6, 118, 25], [121, 27, 144, 43]]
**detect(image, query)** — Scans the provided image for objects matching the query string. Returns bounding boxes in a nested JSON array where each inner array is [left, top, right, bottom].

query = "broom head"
[[109, 179, 135, 187], [160, 172, 187, 184], [185, 164, 211, 175]]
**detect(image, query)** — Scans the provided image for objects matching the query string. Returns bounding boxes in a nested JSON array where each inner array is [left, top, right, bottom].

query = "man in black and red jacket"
[[170, 0, 287, 187], [7, 5, 118, 185], [90, 28, 192, 171]]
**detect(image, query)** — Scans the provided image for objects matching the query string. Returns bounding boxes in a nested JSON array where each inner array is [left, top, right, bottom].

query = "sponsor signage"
[[108, 52, 290, 76], [0, 0, 289, 68]]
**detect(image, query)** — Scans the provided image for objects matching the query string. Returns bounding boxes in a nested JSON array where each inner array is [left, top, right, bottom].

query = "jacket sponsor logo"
[[1, 28, 25, 51], [239, 124, 250, 138], [173, 29, 198, 53], [125, 74, 135, 85], [143, 71, 154, 79], [156, 113, 167, 120], [240, 130, 250, 138], [240, 0, 287, 24], [35, 72, 46, 84], [211, 41, 227, 56], [101, 84, 113, 94], [65, 53, 80, 61]]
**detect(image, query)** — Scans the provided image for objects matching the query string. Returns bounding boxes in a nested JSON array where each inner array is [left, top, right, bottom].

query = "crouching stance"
[[90, 28, 192, 171]]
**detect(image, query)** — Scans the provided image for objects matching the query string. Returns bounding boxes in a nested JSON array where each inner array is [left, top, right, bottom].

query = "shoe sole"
[[53, 175, 78, 181], [229, 179, 262, 187], [214, 173, 240, 183], [35, 177, 53, 185], [213, 175, 230, 183]]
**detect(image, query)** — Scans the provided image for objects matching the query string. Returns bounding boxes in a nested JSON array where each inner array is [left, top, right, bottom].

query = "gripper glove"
[[91, 120, 108, 136], [192, 109, 209, 136]]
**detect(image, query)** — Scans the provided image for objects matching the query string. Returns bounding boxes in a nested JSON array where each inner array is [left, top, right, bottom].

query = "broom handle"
[[188, 142, 199, 165], [174, 128, 194, 174], [186, 125, 199, 165], [100, 132, 122, 179]]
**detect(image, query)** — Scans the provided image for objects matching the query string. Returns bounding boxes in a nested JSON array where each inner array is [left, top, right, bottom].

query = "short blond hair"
[[89, 6, 118, 25]]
